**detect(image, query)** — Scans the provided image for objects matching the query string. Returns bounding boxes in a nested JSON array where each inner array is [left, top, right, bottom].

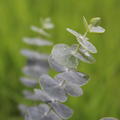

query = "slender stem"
[[58, 79, 66, 88], [74, 44, 80, 54], [84, 31, 88, 37], [73, 31, 88, 55], [45, 106, 52, 116], [48, 104, 64, 120], [60, 80, 66, 87]]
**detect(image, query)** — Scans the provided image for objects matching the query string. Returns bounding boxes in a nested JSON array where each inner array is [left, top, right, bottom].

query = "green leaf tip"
[[90, 17, 101, 26], [82, 16, 105, 33], [83, 16, 89, 32]]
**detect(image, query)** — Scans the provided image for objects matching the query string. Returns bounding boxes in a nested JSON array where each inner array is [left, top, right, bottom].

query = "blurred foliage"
[[0, 0, 120, 120]]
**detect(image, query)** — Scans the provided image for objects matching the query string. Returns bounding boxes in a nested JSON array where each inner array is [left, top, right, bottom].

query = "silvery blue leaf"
[[51, 44, 79, 69], [70, 45, 96, 63], [89, 25, 105, 33], [23, 90, 33, 97], [51, 44, 70, 58], [40, 74, 59, 88], [56, 71, 89, 86], [50, 102, 73, 119], [48, 55, 69, 72], [34, 89, 54, 102], [26, 59, 49, 70], [66, 28, 89, 41], [21, 49, 49, 60], [23, 90, 38, 100], [46, 87, 67, 102], [79, 47, 96, 63], [20, 77, 37, 87], [25, 113, 32, 120], [65, 82, 83, 96], [40, 74, 67, 102], [18, 104, 28, 115], [31, 26, 50, 37], [40, 111, 62, 120], [73, 52, 95, 64], [67, 28, 82, 38], [23, 37, 53, 46], [22, 65, 48, 78], [23, 90, 51, 102], [67, 28, 97, 53], [100, 117, 118, 120], [38, 104, 50, 113], [26, 104, 50, 120], [77, 37, 97, 53]]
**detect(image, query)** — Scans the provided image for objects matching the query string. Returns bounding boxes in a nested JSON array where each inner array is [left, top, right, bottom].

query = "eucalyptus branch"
[[19, 17, 118, 120]]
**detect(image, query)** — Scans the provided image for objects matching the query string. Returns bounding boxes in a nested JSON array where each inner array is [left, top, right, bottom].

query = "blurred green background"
[[0, 0, 120, 120]]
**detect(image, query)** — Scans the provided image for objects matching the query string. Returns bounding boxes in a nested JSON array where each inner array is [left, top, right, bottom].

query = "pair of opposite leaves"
[[20, 17, 118, 120], [52, 17, 105, 68], [24, 69, 89, 120]]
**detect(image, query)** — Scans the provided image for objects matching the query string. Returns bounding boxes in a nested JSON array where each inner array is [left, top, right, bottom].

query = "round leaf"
[[55, 71, 89, 86], [48, 55, 69, 72], [51, 44, 79, 69], [77, 37, 97, 53], [50, 102, 73, 119], [65, 82, 83, 96]]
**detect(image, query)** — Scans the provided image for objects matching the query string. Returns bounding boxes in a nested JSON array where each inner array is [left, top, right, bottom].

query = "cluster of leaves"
[[19, 18, 54, 117], [19, 17, 118, 120]]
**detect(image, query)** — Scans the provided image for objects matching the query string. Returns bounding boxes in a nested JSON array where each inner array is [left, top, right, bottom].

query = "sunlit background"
[[0, 0, 120, 120]]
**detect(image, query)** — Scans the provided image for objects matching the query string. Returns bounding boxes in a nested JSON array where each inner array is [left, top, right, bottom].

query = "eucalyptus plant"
[[19, 17, 118, 120]]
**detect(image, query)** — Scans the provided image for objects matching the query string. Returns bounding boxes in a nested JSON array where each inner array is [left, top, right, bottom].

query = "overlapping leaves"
[[66, 17, 105, 64], [23, 70, 89, 119], [51, 44, 79, 69], [18, 17, 114, 120]]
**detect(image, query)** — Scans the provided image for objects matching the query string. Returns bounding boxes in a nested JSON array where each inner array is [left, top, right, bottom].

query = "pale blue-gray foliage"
[[55, 71, 89, 86], [48, 55, 69, 72], [20, 77, 37, 87], [50, 102, 73, 119], [51, 44, 79, 69], [19, 18, 54, 116], [100, 117, 118, 120], [23, 37, 53, 46], [21, 49, 49, 60], [19, 17, 118, 120], [40, 74, 67, 102], [70, 44, 96, 63]]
